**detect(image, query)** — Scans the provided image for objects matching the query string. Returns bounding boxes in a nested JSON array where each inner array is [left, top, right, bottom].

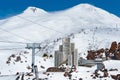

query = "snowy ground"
[[0, 50, 120, 80], [0, 75, 17, 80]]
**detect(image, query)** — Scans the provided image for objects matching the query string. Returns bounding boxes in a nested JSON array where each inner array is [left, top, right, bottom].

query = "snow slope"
[[0, 3, 120, 80], [0, 4, 120, 53]]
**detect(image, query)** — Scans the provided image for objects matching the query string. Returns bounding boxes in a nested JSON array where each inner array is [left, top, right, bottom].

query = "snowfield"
[[0, 51, 120, 80], [0, 3, 120, 80]]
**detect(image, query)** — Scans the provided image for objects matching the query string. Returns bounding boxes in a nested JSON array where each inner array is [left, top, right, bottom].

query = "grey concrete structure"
[[59, 45, 63, 52], [71, 43, 75, 53], [54, 51, 59, 67], [78, 57, 104, 68], [68, 54, 72, 66], [63, 38, 71, 61], [55, 51, 64, 67], [54, 37, 78, 67], [73, 49, 78, 66]]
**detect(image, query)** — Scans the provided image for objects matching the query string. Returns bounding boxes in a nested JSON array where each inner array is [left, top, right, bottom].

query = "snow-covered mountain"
[[0, 3, 120, 78], [0, 4, 120, 52], [0, 3, 120, 59], [0, 4, 120, 51]]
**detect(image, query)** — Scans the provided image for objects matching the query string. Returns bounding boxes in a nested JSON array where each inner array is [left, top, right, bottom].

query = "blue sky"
[[0, 0, 120, 19]]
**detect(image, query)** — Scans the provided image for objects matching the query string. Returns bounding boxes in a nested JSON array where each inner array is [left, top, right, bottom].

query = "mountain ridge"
[[0, 3, 120, 54]]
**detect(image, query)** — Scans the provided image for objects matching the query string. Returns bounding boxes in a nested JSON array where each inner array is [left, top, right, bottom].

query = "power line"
[[2, 11, 119, 45], [16, 15, 120, 37], [16, 15, 66, 35], [0, 27, 34, 43], [0, 40, 27, 44], [0, 48, 24, 50], [0, 15, 67, 45]]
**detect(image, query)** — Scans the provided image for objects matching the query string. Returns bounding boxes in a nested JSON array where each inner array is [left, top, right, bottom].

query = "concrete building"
[[54, 37, 78, 67], [68, 54, 72, 66], [55, 51, 63, 67], [59, 45, 63, 52], [73, 49, 78, 66], [63, 38, 71, 61], [54, 51, 59, 67]]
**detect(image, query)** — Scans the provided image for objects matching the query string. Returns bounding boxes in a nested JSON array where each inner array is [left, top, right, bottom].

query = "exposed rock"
[[109, 41, 117, 53], [46, 67, 65, 72], [111, 74, 120, 80]]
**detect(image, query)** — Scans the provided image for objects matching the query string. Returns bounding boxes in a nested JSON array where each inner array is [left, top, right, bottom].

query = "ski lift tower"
[[26, 43, 41, 72]]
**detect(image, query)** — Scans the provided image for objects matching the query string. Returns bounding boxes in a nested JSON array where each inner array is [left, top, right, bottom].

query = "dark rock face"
[[109, 41, 117, 53], [86, 41, 120, 60], [111, 74, 120, 80], [46, 67, 65, 72]]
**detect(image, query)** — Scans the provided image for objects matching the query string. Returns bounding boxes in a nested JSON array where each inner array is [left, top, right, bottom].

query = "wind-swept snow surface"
[[0, 4, 120, 52], [0, 3, 120, 80]]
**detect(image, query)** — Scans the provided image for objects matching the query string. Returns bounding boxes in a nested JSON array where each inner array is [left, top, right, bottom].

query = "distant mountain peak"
[[62, 3, 120, 25], [74, 3, 95, 8], [23, 6, 47, 14], [67, 3, 97, 11], [0, 3, 120, 55], [66, 3, 111, 15]]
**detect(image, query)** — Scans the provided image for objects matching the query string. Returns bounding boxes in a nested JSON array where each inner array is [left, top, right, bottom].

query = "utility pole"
[[26, 43, 41, 72], [34, 65, 39, 80]]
